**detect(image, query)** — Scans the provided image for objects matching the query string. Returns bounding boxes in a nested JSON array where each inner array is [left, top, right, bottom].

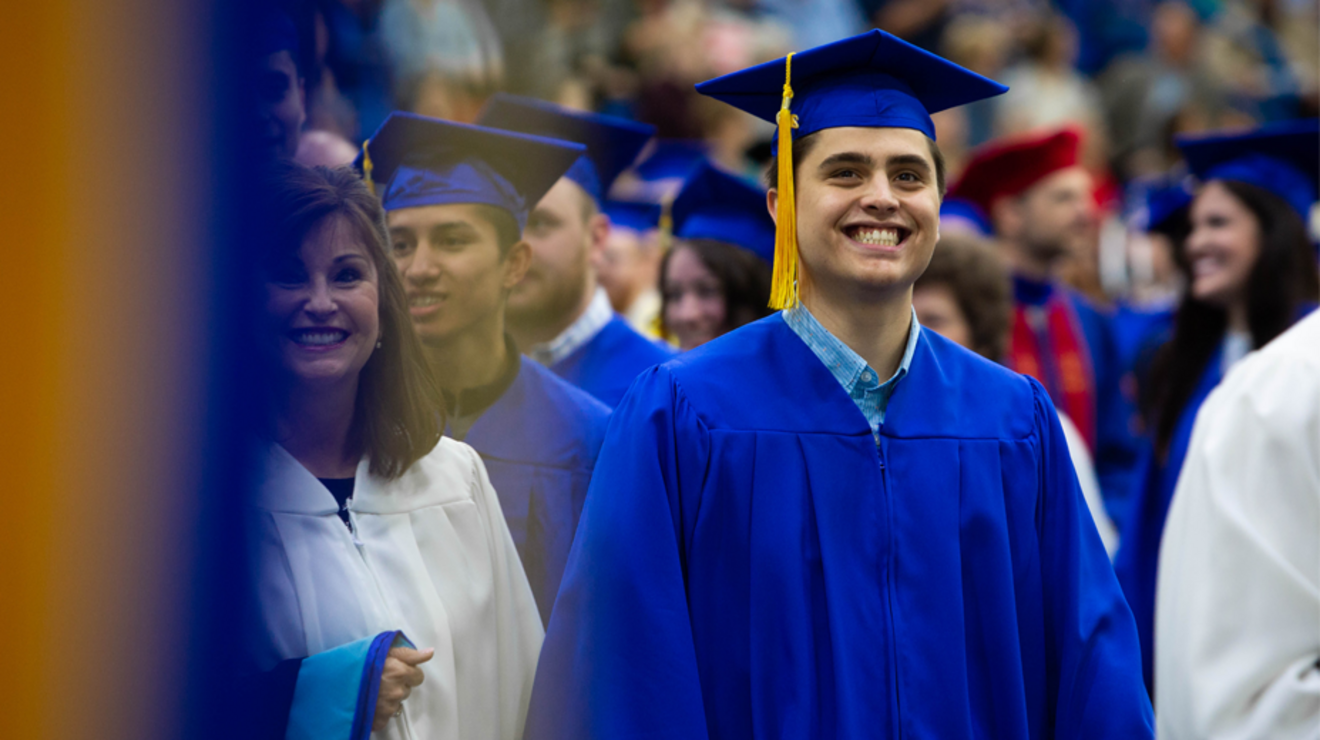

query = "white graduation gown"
[[1155, 311, 1320, 740], [1058, 411, 1119, 557], [246, 438, 544, 740]]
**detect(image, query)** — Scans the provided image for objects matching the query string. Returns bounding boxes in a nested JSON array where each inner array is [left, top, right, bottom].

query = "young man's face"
[[388, 203, 529, 346], [774, 126, 942, 301], [506, 177, 606, 330]]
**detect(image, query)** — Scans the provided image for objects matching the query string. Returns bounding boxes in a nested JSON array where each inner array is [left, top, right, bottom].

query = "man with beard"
[[478, 94, 674, 408], [950, 128, 1140, 527]]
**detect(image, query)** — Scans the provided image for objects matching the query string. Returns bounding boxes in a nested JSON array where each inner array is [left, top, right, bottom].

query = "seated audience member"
[[477, 94, 675, 408], [915, 233, 1118, 554], [598, 200, 665, 338], [661, 162, 773, 351], [358, 112, 611, 625], [244, 161, 542, 740], [1116, 119, 1320, 692], [1155, 311, 1320, 740]]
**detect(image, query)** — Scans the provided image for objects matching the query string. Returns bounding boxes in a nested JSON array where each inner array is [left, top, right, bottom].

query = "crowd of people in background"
[[243, 2, 1320, 738]]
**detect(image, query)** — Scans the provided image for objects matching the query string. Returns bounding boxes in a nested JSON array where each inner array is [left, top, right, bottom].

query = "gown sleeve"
[[526, 366, 712, 740], [1031, 380, 1155, 738], [465, 444, 547, 740], [1154, 348, 1320, 740]]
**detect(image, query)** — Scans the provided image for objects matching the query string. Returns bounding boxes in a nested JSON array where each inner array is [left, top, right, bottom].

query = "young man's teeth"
[[296, 331, 346, 346], [855, 228, 900, 246], [411, 295, 440, 307]]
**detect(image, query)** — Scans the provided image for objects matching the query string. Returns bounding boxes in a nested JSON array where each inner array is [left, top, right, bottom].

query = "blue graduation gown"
[[459, 357, 611, 625], [549, 314, 675, 408], [527, 314, 1153, 739], [1015, 277, 1142, 529], [1114, 351, 1222, 691]]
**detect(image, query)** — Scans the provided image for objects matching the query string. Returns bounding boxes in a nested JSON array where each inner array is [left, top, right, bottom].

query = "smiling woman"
[[243, 161, 544, 740]]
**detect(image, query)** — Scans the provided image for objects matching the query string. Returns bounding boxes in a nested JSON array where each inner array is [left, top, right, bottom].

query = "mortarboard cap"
[[671, 163, 776, 264], [1131, 175, 1194, 235], [695, 29, 1008, 309], [604, 200, 662, 232], [356, 112, 585, 231], [632, 140, 710, 182], [939, 197, 993, 237], [695, 28, 1007, 146], [477, 94, 655, 206], [1176, 118, 1320, 219], [950, 127, 1083, 218]]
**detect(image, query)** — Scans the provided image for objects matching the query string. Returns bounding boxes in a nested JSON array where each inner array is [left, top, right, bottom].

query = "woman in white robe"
[[243, 161, 542, 740], [1155, 311, 1320, 740]]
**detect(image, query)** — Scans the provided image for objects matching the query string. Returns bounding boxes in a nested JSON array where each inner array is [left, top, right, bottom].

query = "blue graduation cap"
[[695, 29, 1008, 309], [939, 197, 992, 237], [603, 200, 662, 232], [356, 112, 585, 231], [671, 163, 776, 264], [1131, 175, 1194, 234], [632, 140, 710, 183], [1177, 118, 1319, 219], [476, 93, 655, 206]]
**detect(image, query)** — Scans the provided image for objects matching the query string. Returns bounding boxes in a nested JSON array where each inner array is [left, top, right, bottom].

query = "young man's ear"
[[766, 189, 779, 226], [586, 211, 611, 265], [502, 240, 533, 289]]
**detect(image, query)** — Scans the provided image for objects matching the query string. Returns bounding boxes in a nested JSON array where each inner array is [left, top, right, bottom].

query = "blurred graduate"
[[949, 128, 1142, 529], [597, 200, 665, 338], [477, 94, 675, 408], [1114, 119, 1320, 692], [660, 162, 772, 351], [358, 113, 612, 626], [527, 30, 1152, 740]]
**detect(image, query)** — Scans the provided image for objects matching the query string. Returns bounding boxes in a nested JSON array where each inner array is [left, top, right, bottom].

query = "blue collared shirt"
[[783, 304, 921, 443]]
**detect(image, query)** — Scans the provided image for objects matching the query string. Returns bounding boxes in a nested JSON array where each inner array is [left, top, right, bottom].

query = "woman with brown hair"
[[1115, 121, 1320, 694], [659, 163, 773, 351], [244, 161, 542, 740]]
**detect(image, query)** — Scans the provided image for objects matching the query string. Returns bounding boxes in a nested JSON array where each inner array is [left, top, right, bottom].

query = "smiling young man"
[[359, 112, 612, 625], [477, 94, 675, 408], [527, 30, 1153, 740], [949, 128, 1141, 528]]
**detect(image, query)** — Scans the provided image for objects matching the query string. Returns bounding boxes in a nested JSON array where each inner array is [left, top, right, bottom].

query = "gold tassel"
[[360, 140, 376, 197], [770, 52, 800, 310], [658, 196, 674, 254]]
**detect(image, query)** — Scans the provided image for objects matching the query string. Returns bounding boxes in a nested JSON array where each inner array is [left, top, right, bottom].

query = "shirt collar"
[[440, 334, 521, 419], [782, 303, 921, 394], [528, 287, 613, 367]]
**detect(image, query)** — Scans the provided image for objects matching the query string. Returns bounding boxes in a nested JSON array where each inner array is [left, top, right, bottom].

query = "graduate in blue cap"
[[1115, 118, 1320, 693], [527, 29, 1153, 740], [358, 112, 613, 626], [598, 200, 665, 338], [476, 94, 675, 408], [659, 162, 772, 351]]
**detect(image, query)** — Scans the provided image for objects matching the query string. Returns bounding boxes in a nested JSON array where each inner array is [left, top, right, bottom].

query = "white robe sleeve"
[[1057, 412, 1119, 557], [465, 443, 545, 740], [1155, 314, 1320, 740]]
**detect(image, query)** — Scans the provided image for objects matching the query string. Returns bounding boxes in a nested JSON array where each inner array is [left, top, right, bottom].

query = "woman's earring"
[[376, 334, 383, 350]]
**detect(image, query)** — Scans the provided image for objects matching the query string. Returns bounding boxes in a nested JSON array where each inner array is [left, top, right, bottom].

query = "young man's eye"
[[392, 240, 412, 255]]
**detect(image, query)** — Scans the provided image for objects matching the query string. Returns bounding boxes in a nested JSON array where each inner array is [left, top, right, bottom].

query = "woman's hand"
[[373, 646, 435, 730]]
